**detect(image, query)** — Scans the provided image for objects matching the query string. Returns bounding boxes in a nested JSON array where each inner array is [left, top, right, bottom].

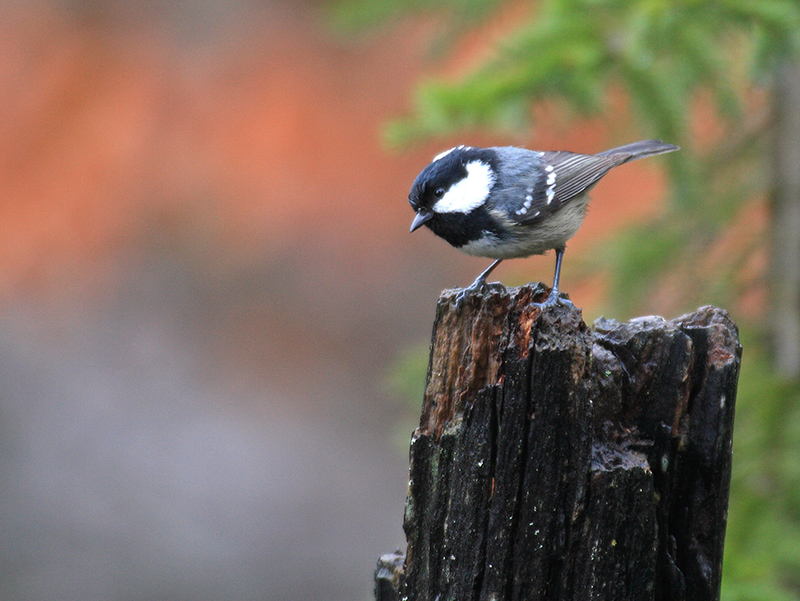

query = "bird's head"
[[409, 146, 497, 233]]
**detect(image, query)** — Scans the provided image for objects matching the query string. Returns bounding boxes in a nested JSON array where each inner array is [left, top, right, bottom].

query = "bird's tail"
[[596, 139, 679, 163]]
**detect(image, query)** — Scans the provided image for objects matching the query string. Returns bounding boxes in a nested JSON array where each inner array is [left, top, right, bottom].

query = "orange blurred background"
[[0, 2, 674, 600]]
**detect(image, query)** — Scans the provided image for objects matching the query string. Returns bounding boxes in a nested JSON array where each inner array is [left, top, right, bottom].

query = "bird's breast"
[[456, 195, 590, 259], [512, 194, 590, 255]]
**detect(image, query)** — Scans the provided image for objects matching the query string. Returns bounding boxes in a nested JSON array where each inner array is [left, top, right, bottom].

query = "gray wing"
[[493, 140, 678, 226], [493, 149, 623, 226], [533, 151, 623, 207]]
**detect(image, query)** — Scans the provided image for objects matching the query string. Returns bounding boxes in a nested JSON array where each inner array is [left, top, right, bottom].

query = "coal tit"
[[409, 139, 679, 307]]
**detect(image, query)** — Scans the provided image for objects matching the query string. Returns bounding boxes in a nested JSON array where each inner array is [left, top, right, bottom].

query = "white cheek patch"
[[432, 160, 495, 214]]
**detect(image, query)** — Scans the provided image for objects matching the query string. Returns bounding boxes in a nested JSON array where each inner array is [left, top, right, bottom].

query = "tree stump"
[[375, 284, 741, 601]]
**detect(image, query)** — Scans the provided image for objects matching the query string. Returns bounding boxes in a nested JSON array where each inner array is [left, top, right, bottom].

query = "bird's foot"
[[532, 288, 574, 310], [454, 277, 505, 311]]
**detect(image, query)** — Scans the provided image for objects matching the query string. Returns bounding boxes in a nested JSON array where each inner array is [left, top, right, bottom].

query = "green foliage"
[[329, 0, 506, 56], [338, 0, 800, 598], [723, 336, 800, 600], [367, 0, 799, 151], [385, 342, 429, 410], [383, 343, 430, 449]]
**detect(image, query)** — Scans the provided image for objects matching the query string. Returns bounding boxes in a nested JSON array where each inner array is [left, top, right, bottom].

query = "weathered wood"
[[376, 284, 741, 601], [375, 551, 405, 601]]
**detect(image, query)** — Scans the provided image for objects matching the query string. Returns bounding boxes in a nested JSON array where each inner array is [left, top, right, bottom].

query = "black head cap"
[[408, 146, 498, 235]]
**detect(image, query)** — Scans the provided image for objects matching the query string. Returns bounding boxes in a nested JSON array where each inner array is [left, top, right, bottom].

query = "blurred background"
[[1, 1, 799, 600]]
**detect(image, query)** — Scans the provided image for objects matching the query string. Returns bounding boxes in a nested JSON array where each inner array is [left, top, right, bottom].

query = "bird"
[[408, 139, 679, 308]]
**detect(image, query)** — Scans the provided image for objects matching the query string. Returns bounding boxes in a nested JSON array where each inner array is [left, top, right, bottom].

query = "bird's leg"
[[535, 247, 574, 308], [550, 246, 565, 299], [455, 259, 504, 309], [471, 259, 503, 290]]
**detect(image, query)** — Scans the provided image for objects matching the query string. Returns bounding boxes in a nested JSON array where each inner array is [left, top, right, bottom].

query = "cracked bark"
[[375, 284, 741, 601]]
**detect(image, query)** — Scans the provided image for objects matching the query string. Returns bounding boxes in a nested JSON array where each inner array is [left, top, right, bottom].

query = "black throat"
[[427, 206, 499, 249]]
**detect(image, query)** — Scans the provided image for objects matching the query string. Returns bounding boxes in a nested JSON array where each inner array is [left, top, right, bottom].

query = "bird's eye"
[[434, 187, 446, 199]]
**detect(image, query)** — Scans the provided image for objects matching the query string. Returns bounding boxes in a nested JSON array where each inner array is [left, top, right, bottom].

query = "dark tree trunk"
[[375, 284, 741, 601]]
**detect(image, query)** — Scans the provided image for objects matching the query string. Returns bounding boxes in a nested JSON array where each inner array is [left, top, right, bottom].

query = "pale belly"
[[459, 196, 590, 259]]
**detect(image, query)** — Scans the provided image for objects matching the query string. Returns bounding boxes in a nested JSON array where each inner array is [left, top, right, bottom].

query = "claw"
[[454, 277, 485, 311], [453, 259, 505, 311], [453, 276, 505, 311], [532, 289, 574, 310], [531, 247, 575, 310], [454, 289, 470, 312]]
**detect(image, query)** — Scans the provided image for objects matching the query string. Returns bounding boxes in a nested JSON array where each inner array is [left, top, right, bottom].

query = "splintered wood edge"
[[418, 284, 581, 438]]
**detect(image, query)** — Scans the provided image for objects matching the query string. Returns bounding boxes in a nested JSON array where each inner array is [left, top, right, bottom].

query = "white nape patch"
[[432, 145, 467, 162], [432, 160, 495, 214]]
